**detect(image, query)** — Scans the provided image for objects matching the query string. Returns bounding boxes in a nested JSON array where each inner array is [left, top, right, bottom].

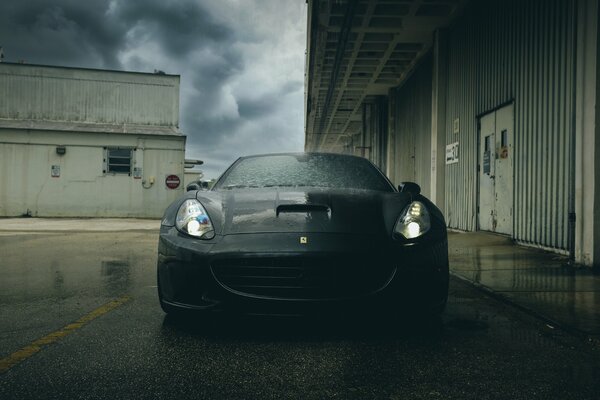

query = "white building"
[[0, 63, 186, 218]]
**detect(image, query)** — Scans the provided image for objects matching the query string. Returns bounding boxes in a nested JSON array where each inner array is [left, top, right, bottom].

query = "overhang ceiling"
[[305, 0, 467, 152]]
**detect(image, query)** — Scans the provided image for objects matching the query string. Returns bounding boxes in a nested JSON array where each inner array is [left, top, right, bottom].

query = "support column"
[[430, 29, 448, 214], [574, 0, 598, 267], [593, 0, 600, 269]]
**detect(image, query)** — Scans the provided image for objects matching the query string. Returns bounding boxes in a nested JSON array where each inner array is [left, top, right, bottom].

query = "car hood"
[[197, 187, 413, 236]]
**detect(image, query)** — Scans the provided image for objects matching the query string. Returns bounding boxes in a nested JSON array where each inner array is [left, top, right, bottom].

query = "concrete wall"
[[0, 130, 185, 218]]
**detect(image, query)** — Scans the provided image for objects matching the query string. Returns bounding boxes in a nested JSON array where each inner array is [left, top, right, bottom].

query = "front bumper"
[[157, 226, 448, 315]]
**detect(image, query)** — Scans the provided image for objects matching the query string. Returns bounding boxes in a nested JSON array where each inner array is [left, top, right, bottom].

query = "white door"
[[478, 104, 514, 235], [494, 104, 514, 235], [479, 112, 496, 231]]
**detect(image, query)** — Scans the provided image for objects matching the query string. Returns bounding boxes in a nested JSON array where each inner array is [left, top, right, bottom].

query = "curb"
[[0, 218, 161, 233]]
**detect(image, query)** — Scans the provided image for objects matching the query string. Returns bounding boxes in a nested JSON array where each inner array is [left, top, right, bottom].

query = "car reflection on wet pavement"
[[0, 231, 599, 400]]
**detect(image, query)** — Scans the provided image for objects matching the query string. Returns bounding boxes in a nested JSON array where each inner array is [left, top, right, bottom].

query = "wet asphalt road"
[[1, 232, 599, 400]]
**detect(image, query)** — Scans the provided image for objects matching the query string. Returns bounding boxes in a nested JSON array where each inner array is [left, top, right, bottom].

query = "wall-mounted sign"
[[453, 118, 460, 134], [51, 165, 60, 178], [165, 174, 181, 189], [133, 167, 143, 179], [446, 142, 459, 164]]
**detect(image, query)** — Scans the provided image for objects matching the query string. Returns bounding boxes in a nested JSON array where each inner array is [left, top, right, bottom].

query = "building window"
[[104, 148, 133, 175]]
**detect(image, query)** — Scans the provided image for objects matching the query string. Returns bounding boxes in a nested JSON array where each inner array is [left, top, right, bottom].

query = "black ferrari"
[[157, 153, 448, 317]]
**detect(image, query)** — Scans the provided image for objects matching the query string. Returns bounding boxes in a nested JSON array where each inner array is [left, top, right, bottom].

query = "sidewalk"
[[0, 217, 160, 232], [448, 231, 600, 337]]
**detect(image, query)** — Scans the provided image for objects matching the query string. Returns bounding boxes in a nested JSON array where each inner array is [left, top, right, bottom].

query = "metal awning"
[[305, 0, 467, 152]]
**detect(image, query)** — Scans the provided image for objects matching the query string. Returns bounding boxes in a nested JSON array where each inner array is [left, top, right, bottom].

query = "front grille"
[[211, 256, 394, 300]]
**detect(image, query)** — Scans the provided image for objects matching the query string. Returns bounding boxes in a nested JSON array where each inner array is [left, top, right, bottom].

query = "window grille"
[[104, 148, 133, 175]]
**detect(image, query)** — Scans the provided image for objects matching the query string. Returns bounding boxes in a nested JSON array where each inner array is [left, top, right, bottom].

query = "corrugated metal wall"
[[362, 96, 388, 171], [0, 64, 180, 127], [388, 53, 433, 197], [444, 0, 576, 250]]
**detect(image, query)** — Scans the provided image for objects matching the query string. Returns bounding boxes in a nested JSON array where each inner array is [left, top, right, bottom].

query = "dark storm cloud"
[[1, 0, 306, 178], [188, 50, 244, 93], [112, 0, 233, 58], [183, 77, 304, 153], [237, 96, 276, 120], [0, 0, 123, 68], [238, 81, 303, 119], [0, 0, 238, 67], [184, 111, 242, 148]]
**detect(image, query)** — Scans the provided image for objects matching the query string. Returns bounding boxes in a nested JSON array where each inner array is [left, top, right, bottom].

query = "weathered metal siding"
[[0, 130, 185, 218], [0, 64, 180, 127], [388, 53, 433, 197], [362, 96, 388, 171], [444, 0, 576, 250]]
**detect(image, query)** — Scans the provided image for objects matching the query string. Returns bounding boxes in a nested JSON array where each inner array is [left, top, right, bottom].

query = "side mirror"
[[186, 183, 200, 192], [398, 182, 421, 195]]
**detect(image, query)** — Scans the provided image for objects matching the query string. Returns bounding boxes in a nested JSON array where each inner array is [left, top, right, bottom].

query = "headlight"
[[175, 199, 215, 239], [394, 201, 431, 239]]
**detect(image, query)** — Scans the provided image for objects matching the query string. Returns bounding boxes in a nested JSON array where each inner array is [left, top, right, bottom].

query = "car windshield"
[[214, 154, 393, 192]]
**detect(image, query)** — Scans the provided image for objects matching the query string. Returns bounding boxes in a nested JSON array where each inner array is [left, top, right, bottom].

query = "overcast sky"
[[0, 0, 307, 179]]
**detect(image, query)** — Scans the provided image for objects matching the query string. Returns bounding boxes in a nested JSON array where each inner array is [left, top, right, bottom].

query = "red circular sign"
[[165, 175, 181, 189]]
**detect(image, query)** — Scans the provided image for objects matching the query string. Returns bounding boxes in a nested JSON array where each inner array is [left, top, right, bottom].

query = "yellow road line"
[[0, 295, 131, 374]]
